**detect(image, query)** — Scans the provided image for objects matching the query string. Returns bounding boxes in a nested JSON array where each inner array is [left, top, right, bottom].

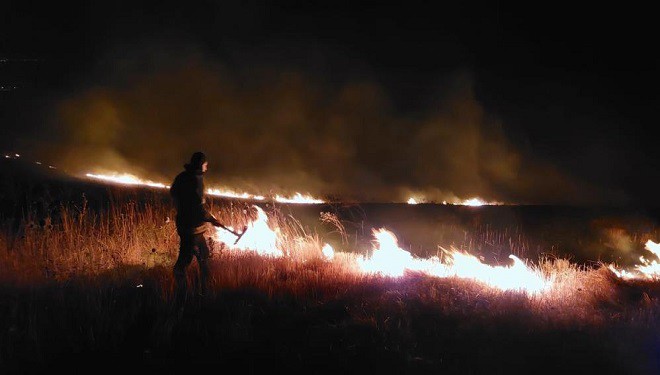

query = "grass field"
[[1, 167, 659, 374]]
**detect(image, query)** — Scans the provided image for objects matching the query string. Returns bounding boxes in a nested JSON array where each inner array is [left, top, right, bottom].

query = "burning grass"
[[1, 192, 659, 373]]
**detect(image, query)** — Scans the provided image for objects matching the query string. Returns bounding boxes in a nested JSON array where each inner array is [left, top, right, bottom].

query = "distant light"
[[463, 198, 485, 206], [35, 161, 42, 165], [207, 188, 265, 200], [458, 197, 503, 206], [48, 166, 56, 169], [407, 197, 419, 205], [275, 193, 324, 204], [14, 153, 20, 157]]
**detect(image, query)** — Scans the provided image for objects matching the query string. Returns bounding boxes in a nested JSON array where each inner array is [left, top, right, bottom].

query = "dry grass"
[[1, 195, 178, 283], [2, 194, 659, 323], [1, 193, 659, 373]]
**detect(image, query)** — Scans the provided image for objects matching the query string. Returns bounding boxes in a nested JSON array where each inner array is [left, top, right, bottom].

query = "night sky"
[[1, 1, 658, 205]]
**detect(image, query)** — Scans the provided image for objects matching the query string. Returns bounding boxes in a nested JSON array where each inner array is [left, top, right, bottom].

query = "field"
[[1, 160, 660, 374]]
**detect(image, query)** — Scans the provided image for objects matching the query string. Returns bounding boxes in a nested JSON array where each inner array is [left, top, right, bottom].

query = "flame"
[[462, 198, 487, 206], [208, 205, 551, 294], [207, 188, 265, 201], [84, 172, 557, 293], [456, 197, 503, 206], [85, 173, 170, 189], [405, 196, 502, 206], [357, 229, 417, 277], [610, 240, 660, 280], [85, 172, 323, 204], [322, 243, 335, 260], [275, 193, 324, 204], [357, 229, 550, 293], [214, 206, 282, 257]]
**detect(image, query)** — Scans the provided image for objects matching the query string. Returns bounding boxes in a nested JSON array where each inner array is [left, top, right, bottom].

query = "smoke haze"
[[29, 46, 624, 204]]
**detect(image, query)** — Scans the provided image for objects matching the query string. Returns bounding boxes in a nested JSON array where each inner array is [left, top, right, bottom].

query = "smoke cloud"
[[42, 49, 622, 204]]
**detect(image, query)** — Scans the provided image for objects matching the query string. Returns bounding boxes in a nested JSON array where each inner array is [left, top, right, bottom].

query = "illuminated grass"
[[0, 196, 659, 373]]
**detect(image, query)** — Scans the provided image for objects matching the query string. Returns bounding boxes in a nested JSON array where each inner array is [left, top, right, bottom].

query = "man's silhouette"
[[170, 151, 222, 299]]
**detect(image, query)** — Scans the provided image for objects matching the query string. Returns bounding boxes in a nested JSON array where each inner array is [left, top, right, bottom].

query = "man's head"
[[187, 151, 208, 173]]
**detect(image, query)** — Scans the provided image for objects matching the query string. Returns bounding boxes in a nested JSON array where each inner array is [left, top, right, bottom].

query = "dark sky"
[[1, 1, 658, 205]]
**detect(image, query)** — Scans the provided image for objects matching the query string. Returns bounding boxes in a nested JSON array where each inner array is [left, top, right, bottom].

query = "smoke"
[[41, 49, 622, 204]]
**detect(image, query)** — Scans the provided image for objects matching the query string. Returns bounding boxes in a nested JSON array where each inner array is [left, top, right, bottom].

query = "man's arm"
[[195, 175, 222, 226], [203, 209, 222, 227]]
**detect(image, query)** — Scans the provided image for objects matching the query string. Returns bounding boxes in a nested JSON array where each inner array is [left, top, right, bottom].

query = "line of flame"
[[609, 240, 660, 280], [275, 193, 324, 204], [215, 205, 551, 294], [214, 206, 282, 256], [85, 172, 323, 204], [85, 173, 169, 189], [406, 197, 503, 206], [356, 228, 550, 293]]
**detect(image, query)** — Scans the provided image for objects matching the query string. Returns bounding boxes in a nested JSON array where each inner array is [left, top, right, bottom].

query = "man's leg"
[[193, 234, 211, 296], [174, 232, 194, 303]]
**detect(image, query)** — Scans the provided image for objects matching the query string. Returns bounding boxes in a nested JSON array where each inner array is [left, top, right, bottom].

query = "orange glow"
[[462, 198, 486, 206], [322, 243, 335, 260], [610, 240, 660, 280], [275, 193, 324, 204], [85, 172, 323, 204], [207, 188, 265, 201], [212, 211, 551, 293], [357, 228, 550, 293], [457, 197, 504, 206], [85, 173, 170, 189], [214, 206, 282, 256]]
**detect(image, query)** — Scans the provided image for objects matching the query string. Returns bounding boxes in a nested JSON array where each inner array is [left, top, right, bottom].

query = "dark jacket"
[[170, 165, 216, 234]]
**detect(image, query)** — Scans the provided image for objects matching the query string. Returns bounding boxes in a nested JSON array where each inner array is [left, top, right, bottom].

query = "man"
[[170, 151, 222, 298]]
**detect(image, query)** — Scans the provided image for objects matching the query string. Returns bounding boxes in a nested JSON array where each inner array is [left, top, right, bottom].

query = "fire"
[[214, 206, 282, 256], [214, 205, 337, 261], [462, 198, 486, 206], [610, 240, 660, 280], [357, 228, 550, 293], [322, 244, 335, 260], [207, 188, 265, 201], [212, 209, 550, 294], [456, 197, 503, 206], [405, 196, 502, 206], [357, 229, 418, 277], [85, 173, 169, 189], [275, 193, 324, 204], [85, 172, 323, 204]]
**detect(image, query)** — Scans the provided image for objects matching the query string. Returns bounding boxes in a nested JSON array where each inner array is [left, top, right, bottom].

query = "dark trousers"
[[173, 231, 210, 298]]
